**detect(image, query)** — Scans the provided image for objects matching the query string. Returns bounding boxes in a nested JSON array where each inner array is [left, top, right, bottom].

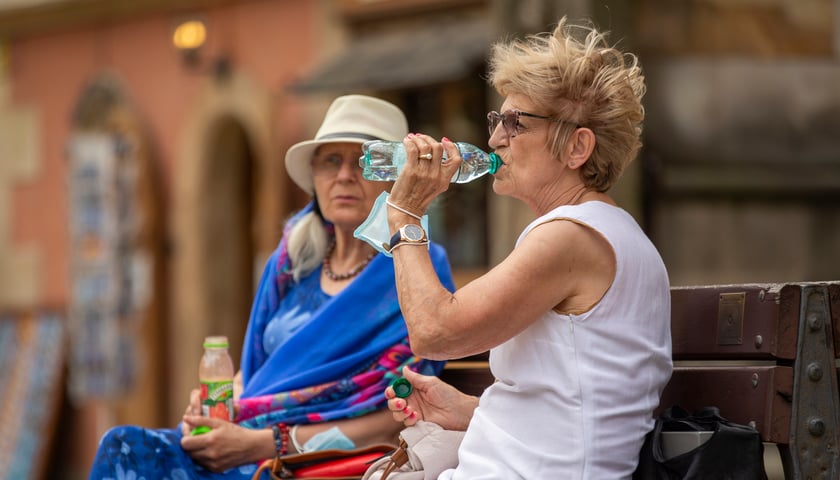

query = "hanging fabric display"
[[66, 130, 147, 401]]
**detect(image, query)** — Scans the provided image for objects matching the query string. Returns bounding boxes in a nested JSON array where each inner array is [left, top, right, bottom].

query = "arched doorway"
[[171, 72, 282, 423], [196, 116, 256, 367]]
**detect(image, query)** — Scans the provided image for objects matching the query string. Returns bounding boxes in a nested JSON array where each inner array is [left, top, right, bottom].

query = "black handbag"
[[633, 406, 768, 480]]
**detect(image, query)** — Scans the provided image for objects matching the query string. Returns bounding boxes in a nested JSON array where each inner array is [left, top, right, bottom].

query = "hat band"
[[317, 132, 381, 141]]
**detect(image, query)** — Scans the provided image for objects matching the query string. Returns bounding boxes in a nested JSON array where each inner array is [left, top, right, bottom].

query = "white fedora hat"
[[285, 95, 408, 194]]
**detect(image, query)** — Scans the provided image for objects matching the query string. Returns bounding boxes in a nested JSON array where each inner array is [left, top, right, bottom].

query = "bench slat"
[[830, 283, 840, 357], [439, 364, 494, 398], [670, 284, 799, 360]]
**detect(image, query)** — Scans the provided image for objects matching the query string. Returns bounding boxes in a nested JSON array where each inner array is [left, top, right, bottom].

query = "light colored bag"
[[362, 421, 465, 480]]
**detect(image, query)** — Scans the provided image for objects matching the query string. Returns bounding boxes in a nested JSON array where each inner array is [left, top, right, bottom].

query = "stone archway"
[[171, 72, 282, 423]]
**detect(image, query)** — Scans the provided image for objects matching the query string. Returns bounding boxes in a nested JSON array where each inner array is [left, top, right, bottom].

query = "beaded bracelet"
[[271, 423, 290, 456]]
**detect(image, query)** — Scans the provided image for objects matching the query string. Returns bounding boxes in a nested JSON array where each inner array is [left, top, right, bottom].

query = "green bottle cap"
[[489, 153, 502, 174], [191, 425, 211, 436], [392, 377, 413, 398]]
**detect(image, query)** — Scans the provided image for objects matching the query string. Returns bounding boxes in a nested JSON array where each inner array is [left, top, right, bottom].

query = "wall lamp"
[[171, 18, 230, 81], [172, 19, 207, 66]]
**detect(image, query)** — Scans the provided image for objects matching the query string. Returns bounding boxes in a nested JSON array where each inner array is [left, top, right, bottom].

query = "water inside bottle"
[[454, 149, 490, 182], [361, 141, 404, 181], [360, 141, 501, 183]]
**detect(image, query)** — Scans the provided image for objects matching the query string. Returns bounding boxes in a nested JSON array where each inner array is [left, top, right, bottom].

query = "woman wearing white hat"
[[89, 95, 455, 479]]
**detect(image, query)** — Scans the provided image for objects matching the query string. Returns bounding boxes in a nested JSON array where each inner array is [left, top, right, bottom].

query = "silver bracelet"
[[390, 240, 430, 251], [290, 424, 305, 453], [385, 198, 423, 221]]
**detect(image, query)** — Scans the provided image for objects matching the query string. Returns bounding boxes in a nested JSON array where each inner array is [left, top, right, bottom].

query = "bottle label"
[[200, 380, 234, 421]]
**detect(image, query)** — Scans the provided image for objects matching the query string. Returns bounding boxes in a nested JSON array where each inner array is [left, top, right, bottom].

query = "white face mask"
[[354, 191, 430, 257]]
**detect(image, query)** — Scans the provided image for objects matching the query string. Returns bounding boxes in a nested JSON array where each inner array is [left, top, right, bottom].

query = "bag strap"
[[660, 405, 731, 432], [252, 458, 283, 480], [378, 438, 409, 480]]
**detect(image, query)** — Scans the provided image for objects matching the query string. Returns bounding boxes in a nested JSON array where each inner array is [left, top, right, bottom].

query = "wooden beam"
[[0, 0, 242, 38]]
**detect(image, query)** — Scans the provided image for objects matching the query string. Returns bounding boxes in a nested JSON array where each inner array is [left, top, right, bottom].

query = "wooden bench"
[[438, 281, 840, 480]]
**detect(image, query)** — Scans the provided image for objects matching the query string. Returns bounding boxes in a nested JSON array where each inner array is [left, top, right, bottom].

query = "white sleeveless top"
[[440, 201, 672, 479]]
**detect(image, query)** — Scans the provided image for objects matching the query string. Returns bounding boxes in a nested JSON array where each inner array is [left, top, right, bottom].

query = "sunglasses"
[[487, 109, 555, 138], [487, 109, 583, 139]]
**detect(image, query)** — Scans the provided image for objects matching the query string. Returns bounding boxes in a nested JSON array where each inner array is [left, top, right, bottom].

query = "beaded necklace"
[[322, 240, 376, 281]]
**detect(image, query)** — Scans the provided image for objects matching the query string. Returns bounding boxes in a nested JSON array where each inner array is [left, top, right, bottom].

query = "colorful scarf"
[[237, 202, 455, 428]]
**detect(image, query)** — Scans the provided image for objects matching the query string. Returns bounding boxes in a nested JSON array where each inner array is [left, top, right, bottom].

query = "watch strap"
[[388, 224, 428, 252]]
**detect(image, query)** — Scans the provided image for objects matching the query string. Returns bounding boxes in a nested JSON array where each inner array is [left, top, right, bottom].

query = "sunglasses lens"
[[502, 111, 518, 137], [487, 110, 524, 138], [487, 111, 500, 136]]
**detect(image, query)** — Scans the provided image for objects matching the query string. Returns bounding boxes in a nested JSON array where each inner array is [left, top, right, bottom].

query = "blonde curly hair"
[[488, 17, 646, 192]]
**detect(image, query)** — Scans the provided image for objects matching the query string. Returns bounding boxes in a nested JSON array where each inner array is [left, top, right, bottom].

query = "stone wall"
[[0, 74, 41, 308], [636, 0, 840, 285]]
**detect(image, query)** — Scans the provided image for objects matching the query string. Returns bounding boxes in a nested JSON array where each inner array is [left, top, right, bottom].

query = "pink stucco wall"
[[9, 0, 316, 307]]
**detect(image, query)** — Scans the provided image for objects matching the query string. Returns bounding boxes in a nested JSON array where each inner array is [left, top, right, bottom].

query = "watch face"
[[403, 224, 425, 241]]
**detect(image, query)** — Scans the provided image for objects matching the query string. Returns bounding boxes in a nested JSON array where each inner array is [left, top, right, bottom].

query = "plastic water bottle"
[[359, 140, 502, 183], [193, 335, 234, 434]]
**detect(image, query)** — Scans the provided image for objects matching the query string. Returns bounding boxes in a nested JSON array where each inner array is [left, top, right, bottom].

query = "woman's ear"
[[566, 127, 596, 169]]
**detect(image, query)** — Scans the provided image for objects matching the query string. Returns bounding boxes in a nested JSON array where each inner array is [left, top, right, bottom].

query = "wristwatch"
[[388, 224, 428, 252]]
